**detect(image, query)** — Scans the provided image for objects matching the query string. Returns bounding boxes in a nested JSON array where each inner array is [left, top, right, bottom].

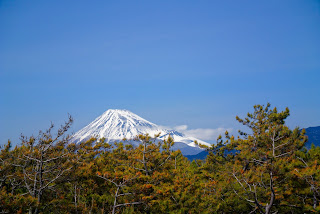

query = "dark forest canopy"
[[1, 104, 320, 214]]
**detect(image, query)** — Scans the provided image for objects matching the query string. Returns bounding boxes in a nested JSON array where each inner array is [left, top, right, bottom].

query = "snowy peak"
[[98, 109, 158, 131], [71, 109, 163, 143], [70, 109, 211, 155]]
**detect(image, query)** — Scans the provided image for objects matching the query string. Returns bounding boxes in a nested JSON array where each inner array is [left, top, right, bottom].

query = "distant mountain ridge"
[[305, 126, 320, 148], [70, 109, 211, 155], [185, 126, 320, 161]]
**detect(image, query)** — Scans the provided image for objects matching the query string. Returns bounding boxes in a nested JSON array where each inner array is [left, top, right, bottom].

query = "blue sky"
[[1, 0, 320, 145]]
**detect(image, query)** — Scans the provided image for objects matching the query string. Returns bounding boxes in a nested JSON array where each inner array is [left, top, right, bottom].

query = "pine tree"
[[13, 115, 75, 214], [224, 104, 307, 213]]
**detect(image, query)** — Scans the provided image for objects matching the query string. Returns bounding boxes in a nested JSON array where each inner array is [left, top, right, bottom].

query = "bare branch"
[[114, 202, 142, 208]]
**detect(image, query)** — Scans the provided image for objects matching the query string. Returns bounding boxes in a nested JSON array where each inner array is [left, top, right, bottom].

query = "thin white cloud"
[[174, 125, 232, 141], [174, 125, 188, 132]]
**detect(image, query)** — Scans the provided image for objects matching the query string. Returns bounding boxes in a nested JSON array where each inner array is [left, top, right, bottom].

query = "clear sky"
[[1, 0, 320, 145]]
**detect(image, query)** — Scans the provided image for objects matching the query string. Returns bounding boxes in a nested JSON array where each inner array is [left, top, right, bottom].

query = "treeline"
[[1, 104, 320, 214]]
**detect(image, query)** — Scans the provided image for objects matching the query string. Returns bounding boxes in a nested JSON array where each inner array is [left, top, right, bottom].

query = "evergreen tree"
[[210, 104, 308, 213]]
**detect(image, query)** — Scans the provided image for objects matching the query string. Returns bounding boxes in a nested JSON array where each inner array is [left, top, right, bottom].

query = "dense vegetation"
[[1, 104, 319, 213]]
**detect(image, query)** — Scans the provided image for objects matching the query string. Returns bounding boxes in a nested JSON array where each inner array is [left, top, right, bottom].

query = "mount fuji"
[[70, 109, 211, 155]]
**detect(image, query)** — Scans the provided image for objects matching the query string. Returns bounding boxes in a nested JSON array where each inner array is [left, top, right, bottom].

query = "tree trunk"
[[112, 186, 120, 214], [265, 171, 275, 214]]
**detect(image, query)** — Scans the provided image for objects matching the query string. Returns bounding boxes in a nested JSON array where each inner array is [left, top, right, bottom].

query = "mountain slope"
[[305, 126, 320, 148], [70, 109, 211, 155], [185, 150, 209, 161]]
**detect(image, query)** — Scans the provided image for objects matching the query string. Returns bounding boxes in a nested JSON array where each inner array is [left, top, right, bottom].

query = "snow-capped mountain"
[[70, 109, 211, 155]]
